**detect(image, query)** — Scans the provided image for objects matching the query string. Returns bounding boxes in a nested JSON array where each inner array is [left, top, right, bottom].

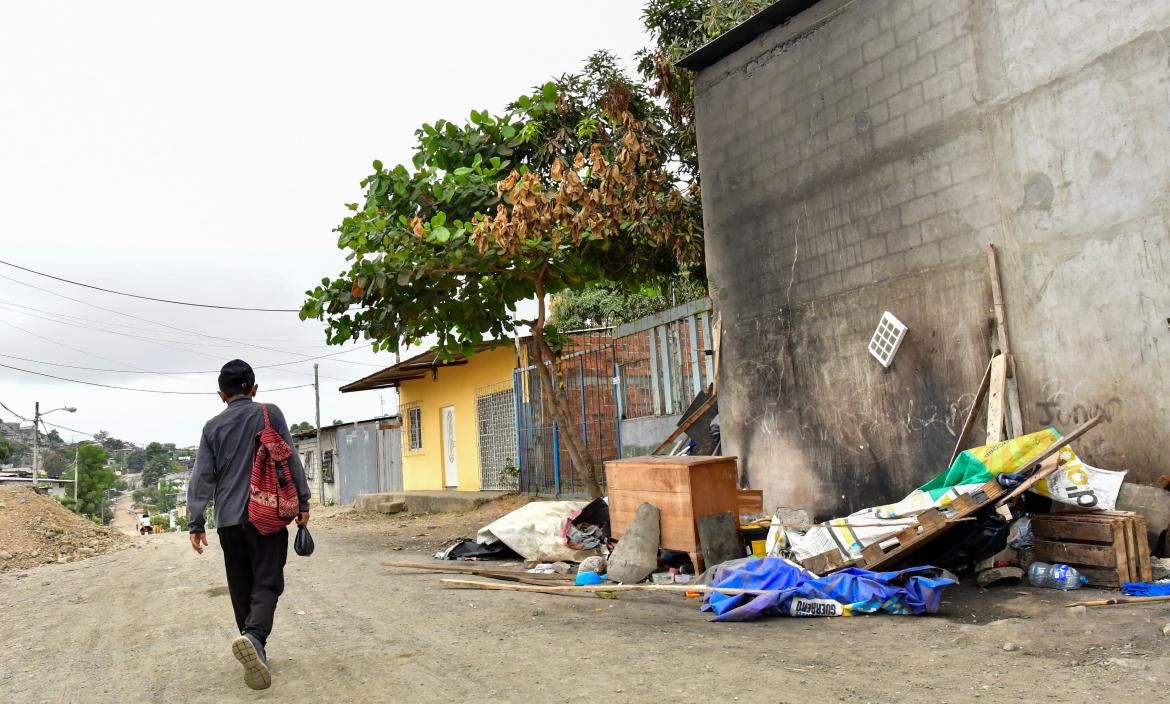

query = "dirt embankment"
[[0, 486, 129, 571]]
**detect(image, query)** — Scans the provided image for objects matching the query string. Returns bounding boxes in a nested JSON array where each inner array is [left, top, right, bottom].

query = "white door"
[[441, 405, 458, 488]]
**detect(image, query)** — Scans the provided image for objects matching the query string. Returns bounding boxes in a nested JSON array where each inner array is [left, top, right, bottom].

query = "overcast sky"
[[0, 1, 650, 448]]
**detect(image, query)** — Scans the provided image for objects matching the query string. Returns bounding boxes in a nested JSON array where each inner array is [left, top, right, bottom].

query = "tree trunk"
[[531, 277, 603, 499]]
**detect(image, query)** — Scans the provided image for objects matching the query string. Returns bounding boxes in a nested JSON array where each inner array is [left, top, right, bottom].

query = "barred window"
[[403, 402, 423, 453]]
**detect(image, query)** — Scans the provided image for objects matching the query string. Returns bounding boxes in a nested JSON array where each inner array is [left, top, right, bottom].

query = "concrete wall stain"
[[693, 0, 1170, 516]]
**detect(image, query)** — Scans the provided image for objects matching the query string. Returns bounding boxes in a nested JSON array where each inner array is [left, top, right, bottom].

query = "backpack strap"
[[261, 403, 272, 430]]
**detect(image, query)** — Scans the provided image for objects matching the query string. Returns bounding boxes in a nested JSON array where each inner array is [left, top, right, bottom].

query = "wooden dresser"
[[605, 455, 740, 572]]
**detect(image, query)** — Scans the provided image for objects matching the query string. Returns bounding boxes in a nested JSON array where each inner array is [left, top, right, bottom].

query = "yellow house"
[[340, 344, 517, 491]]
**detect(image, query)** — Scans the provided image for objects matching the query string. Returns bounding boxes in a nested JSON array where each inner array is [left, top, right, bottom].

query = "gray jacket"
[[187, 397, 310, 533]]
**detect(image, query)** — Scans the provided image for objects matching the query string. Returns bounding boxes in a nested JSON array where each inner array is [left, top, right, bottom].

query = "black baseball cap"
[[218, 359, 256, 396]]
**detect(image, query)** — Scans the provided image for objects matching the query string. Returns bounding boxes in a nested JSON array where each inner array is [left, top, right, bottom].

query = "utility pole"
[[74, 442, 80, 504], [31, 401, 39, 490], [314, 363, 323, 507], [30, 403, 76, 491]]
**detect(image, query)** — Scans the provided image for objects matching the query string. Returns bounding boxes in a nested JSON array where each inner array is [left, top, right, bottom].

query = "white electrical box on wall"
[[868, 311, 908, 367]]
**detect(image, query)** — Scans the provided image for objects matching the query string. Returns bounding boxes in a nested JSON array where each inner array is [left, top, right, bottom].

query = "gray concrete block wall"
[[694, 0, 1170, 516]]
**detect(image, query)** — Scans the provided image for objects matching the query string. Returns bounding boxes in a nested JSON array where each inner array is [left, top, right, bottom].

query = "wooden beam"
[[987, 244, 1011, 358], [651, 391, 718, 455], [439, 578, 775, 596], [949, 356, 994, 467], [995, 415, 1102, 506], [986, 354, 1008, 444], [382, 561, 571, 583], [988, 243, 1024, 436]]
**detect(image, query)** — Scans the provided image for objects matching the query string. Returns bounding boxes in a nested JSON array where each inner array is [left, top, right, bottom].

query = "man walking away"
[[187, 360, 311, 690]]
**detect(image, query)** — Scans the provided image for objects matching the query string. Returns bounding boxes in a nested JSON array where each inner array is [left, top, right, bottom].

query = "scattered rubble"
[[0, 486, 129, 571]]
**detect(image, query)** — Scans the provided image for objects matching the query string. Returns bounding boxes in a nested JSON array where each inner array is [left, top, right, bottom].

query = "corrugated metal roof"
[[291, 414, 401, 439], [338, 342, 504, 393]]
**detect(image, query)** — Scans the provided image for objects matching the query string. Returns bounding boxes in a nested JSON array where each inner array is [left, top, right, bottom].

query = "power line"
[[0, 317, 193, 384], [0, 258, 301, 312], [37, 419, 149, 448], [0, 399, 31, 422], [0, 362, 313, 395], [0, 271, 385, 368], [0, 319, 362, 382], [0, 351, 350, 383], [0, 298, 328, 348], [0, 307, 271, 372], [2, 400, 143, 448], [0, 307, 372, 381], [0, 297, 325, 345]]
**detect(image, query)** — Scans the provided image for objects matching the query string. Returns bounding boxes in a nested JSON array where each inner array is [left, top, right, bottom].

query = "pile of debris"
[[0, 486, 129, 571], [385, 246, 1170, 615], [385, 410, 1169, 618]]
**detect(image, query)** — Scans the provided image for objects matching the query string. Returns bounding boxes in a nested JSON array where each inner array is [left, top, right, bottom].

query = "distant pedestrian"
[[140, 513, 152, 535], [187, 360, 310, 691]]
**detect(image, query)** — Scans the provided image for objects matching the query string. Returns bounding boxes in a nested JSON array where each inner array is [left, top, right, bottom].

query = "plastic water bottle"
[[1028, 561, 1088, 590]]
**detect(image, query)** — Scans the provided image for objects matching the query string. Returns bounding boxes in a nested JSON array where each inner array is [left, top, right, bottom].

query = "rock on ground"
[[608, 502, 660, 584]]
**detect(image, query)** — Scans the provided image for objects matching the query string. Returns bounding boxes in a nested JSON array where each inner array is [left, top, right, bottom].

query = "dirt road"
[[1, 505, 1167, 703], [110, 493, 141, 538]]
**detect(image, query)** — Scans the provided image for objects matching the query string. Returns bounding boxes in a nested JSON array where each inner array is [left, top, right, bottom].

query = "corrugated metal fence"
[[613, 297, 714, 419]]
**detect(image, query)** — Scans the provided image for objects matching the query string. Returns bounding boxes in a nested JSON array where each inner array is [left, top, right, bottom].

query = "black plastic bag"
[[294, 525, 315, 557], [917, 509, 1010, 574]]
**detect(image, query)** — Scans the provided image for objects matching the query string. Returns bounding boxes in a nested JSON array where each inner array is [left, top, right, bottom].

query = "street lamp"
[[31, 403, 77, 489]]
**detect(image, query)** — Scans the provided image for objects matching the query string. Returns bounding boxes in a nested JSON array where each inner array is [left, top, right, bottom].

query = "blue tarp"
[[701, 557, 956, 621], [1123, 582, 1170, 597]]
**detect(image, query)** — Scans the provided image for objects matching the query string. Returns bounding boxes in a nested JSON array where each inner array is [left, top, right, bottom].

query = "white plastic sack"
[[1035, 448, 1127, 511], [477, 500, 601, 563]]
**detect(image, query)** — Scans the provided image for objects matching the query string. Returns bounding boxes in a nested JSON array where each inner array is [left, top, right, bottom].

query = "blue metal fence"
[[513, 341, 622, 496]]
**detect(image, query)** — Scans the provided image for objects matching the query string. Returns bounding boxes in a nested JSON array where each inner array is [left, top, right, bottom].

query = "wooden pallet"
[[799, 416, 1101, 576], [1031, 511, 1152, 589], [801, 480, 1008, 574]]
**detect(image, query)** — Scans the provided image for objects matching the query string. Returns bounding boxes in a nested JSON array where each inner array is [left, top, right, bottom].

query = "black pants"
[[218, 522, 288, 646]]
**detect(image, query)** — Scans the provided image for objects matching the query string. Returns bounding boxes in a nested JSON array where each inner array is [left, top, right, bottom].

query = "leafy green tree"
[[142, 456, 175, 487], [0, 436, 13, 464], [42, 449, 69, 478], [3, 439, 29, 466], [303, 56, 703, 498], [140, 442, 175, 485], [46, 429, 63, 446], [331, 419, 344, 426], [93, 430, 125, 450], [290, 421, 314, 434], [638, 0, 772, 179], [133, 480, 180, 515], [550, 275, 707, 329], [126, 448, 147, 473], [62, 444, 116, 523]]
